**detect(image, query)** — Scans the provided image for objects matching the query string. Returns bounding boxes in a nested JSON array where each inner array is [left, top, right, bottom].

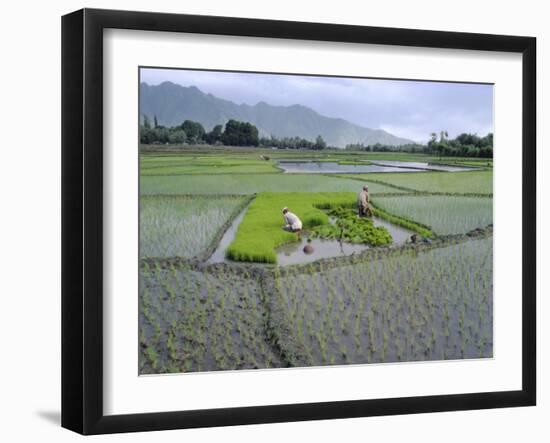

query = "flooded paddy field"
[[139, 263, 282, 374], [140, 237, 493, 372], [277, 160, 476, 174], [267, 237, 493, 367], [140, 195, 250, 259], [138, 149, 493, 374]]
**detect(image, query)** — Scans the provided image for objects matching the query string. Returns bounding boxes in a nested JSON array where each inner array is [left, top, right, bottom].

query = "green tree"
[[221, 120, 259, 146], [313, 135, 327, 150], [139, 126, 155, 144], [168, 129, 186, 144], [205, 124, 223, 144], [142, 114, 151, 129], [180, 120, 206, 142]]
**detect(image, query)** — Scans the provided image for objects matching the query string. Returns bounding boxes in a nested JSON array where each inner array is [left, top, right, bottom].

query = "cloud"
[[140, 68, 493, 142]]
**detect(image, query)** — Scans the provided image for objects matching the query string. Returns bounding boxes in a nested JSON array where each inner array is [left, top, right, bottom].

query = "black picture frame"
[[61, 8, 536, 435]]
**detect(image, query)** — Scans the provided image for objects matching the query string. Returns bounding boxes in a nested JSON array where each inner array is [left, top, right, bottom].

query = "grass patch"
[[226, 192, 358, 263]]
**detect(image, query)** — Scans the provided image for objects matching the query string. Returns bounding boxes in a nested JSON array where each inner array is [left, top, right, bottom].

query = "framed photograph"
[[61, 8, 536, 435]]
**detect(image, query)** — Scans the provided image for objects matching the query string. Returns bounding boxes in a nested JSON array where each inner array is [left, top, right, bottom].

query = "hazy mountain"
[[139, 81, 413, 148]]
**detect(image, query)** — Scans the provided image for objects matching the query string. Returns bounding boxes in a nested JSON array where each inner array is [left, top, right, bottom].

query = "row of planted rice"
[[140, 173, 402, 195], [139, 195, 248, 258], [138, 167, 493, 373], [140, 238, 493, 372], [139, 262, 281, 374], [265, 237, 493, 367], [372, 195, 493, 235]]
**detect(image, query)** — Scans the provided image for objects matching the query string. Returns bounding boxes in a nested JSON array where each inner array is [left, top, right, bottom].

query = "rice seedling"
[[310, 207, 392, 246], [140, 154, 280, 175], [140, 195, 247, 258], [140, 173, 398, 195], [138, 265, 281, 374], [264, 237, 492, 367], [373, 195, 493, 235], [338, 170, 493, 195], [226, 192, 358, 263]]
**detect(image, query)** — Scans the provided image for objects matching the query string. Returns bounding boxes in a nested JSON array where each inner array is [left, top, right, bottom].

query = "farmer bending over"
[[357, 185, 372, 217], [282, 207, 303, 232]]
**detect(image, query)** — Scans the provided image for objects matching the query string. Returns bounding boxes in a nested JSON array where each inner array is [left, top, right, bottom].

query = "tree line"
[[140, 115, 329, 150], [140, 116, 260, 147], [345, 131, 493, 158], [258, 135, 328, 150]]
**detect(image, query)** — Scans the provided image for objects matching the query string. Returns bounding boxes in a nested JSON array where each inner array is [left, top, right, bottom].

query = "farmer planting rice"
[[357, 185, 372, 217], [282, 207, 303, 232]]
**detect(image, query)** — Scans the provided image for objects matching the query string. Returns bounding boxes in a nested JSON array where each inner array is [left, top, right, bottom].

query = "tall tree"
[[142, 114, 151, 129], [314, 135, 327, 150], [180, 120, 206, 142]]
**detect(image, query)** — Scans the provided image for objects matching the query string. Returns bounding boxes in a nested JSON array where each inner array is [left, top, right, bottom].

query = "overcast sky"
[[140, 68, 493, 143]]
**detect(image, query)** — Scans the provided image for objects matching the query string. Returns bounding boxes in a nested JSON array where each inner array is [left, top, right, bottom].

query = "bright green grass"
[[140, 155, 279, 175], [140, 195, 247, 258], [140, 174, 400, 195], [226, 192, 357, 263], [338, 170, 493, 195], [373, 195, 493, 235]]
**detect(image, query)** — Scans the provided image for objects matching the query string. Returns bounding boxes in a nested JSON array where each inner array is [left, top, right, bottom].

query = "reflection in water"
[[276, 237, 368, 266], [370, 160, 476, 172], [277, 160, 475, 174], [278, 161, 419, 174], [275, 216, 415, 266]]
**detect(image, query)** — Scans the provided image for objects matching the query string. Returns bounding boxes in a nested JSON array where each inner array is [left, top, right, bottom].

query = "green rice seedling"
[[140, 195, 247, 258], [338, 170, 493, 195], [227, 192, 358, 263], [140, 173, 398, 195], [373, 195, 492, 235], [140, 155, 280, 175], [145, 346, 159, 370], [310, 207, 392, 246]]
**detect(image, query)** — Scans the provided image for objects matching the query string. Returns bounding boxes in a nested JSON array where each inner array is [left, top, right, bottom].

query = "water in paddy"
[[277, 160, 476, 174], [275, 217, 415, 265], [206, 206, 248, 264], [278, 161, 419, 174], [207, 205, 416, 266], [268, 237, 493, 367], [370, 160, 477, 172]]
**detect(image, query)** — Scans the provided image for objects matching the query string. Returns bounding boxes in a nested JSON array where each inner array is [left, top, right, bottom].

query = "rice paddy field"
[[140, 173, 401, 195], [337, 170, 493, 195], [372, 195, 493, 235], [140, 195, 250, 259], [139, 147, 493, 374]]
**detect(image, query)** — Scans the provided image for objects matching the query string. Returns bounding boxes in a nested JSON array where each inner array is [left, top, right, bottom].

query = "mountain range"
[[139, 81, 413, 148]]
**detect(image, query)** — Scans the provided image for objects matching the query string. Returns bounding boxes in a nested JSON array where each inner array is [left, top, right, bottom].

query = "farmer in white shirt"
[[282, 207, 303, 232]]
